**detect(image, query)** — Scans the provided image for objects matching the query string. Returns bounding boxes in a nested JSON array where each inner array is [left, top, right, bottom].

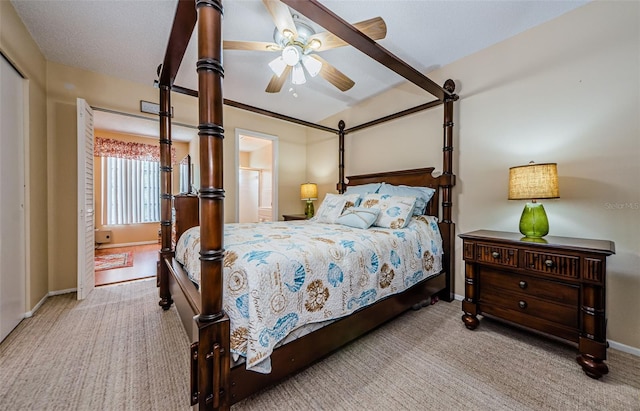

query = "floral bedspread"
[[175, 216, 443, 373]]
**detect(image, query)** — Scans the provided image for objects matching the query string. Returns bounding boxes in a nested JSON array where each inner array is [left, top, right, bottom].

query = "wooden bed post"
[[337, 120, 346, 193], [439, 79, 457, 302], [194, 1, 230, 409], [158, 84, 173, 310]]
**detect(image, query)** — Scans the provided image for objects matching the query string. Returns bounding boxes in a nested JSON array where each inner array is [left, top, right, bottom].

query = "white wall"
[[309, 1, 640, 350]]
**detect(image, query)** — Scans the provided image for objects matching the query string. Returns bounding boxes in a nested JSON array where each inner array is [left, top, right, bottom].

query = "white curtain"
[[106, 157, 160, 224]]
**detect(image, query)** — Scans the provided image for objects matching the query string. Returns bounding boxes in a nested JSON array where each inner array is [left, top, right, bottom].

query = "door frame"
[[234, 128, 278, 222]]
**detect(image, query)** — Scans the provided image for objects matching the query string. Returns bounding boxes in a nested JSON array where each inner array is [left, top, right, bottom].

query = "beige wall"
[[249, 143, 272, 170], [93, 130, 189, 246], [189, 107, 316, 222], [45, 62, 199, 291], [239, 151, 250, 168], [1, 1, 49, 309], [310, 2, 640, 349]]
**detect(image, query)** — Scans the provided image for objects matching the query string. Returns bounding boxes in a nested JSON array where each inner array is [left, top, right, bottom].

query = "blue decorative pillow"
[[336, 207, 380, 229], [345, 183, 382, 196], [311, 193, 360, 224], [344, 183, 382, 206], [360, 194, 416, 229], [378, 183, 436, 216]]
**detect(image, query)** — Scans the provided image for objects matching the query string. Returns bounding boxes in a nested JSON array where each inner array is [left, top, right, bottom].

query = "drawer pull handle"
[[519, 300, 527, 309], [545, 259, 554, 268], [519, 280, 527, 289], [491, 252, 500, 258]]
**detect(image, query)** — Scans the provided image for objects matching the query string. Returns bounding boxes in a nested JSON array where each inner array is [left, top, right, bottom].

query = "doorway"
[[235, 129, 278, 223], [90, 109, 196, 286]]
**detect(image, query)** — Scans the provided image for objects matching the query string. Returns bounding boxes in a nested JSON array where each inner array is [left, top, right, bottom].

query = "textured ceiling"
[[11, 0, 588, 130]]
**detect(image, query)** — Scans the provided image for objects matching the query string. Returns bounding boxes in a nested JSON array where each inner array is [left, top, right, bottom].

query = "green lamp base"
[[305, 201, 315, 219], [519, 202, 549, 238]]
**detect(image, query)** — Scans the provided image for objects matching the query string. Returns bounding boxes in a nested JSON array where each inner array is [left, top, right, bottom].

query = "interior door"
[[0, 55, 26, 341], [77, 98, 95, 300], [239, 168, 260, 223]]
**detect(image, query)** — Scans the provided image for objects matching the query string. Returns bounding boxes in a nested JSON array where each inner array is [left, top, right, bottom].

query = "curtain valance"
[[94, 137, 176, 164]]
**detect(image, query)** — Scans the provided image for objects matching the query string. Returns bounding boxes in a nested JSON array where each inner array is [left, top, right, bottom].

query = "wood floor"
[[95, 243, 158, 286]]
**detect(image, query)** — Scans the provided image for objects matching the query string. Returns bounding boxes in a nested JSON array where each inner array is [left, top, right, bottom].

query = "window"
[[95, 137, 174, 226], [105, 157, 160, 224]]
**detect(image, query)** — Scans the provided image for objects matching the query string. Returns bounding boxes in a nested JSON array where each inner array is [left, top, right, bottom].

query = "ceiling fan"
[[223, 0, 387, 93]]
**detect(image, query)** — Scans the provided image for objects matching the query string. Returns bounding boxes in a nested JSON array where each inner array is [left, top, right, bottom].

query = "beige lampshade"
[[509, 162, 559, 200], [300, 183, 318, 201]]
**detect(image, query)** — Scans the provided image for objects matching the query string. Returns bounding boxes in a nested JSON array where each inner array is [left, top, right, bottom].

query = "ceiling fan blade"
[[307, 17, 387, 52], [265, 65, 292, 93], [262, 0, 298, 39], [223, 40, 281, 52], [310, 55, 355, 92]]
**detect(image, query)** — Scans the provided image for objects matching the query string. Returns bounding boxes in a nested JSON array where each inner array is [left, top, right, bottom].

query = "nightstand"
[[282, 214, 308, 221], [459, 230, 615, 379]]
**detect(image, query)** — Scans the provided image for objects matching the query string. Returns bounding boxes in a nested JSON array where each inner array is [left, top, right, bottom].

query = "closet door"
[[0, 56, 26, 342], [77, 98, 95, 300]]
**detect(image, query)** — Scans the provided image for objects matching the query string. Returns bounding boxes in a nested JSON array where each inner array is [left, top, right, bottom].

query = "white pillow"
[[361, 194, 416, 229], [312, 193, 360, 224]]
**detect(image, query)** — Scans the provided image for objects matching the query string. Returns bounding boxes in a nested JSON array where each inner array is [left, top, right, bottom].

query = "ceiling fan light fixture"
[[282, 28, 295, 39], [301, 55, 322, 77], [307, 38, 322, 50], [268, 56, 287, 77], [291, 64, 306, 85], [282, 45, 301, 66]]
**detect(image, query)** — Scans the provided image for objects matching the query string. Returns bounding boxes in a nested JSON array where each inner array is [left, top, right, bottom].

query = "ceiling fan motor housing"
[[273, 18, 317, 52]]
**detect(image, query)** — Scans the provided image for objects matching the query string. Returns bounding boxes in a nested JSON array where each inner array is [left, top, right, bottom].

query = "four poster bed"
[[156, 1, 458, 409]]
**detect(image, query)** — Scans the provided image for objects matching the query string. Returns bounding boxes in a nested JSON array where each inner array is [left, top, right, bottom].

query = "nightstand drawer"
[[480, 268, 578, 306], [524, 251, 579, 279], [476, 244, 518, 267], [480, 289, 578, 328]]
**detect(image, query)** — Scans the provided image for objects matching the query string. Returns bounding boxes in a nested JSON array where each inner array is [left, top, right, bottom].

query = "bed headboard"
[[173, 194, 199, 242], [346, 167, 442, 219]]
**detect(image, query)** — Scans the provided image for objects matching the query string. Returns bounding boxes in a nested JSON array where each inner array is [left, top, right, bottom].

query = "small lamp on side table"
[[300, 183, 318, 219], [508, 161, 559, 238]]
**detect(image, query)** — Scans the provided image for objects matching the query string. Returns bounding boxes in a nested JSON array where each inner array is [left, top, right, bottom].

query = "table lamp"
[[508, 162, 559, 238], [300, 183, 318, 218]]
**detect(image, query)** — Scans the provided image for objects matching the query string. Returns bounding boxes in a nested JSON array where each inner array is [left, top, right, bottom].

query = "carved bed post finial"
[[443, 79, 456, 94], [337, 120, 346, 193]]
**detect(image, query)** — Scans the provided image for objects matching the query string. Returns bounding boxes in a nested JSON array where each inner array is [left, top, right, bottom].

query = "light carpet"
[[0, 279, 638, 410]]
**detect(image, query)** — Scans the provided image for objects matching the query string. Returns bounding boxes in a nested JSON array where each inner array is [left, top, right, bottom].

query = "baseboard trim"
[[608, 340, 640, 357], [452, 293, 639, 357], [24, 288, 77, 318], [96, 240, 157, 250], [24, 293, 48, 318], [48, 288, 77, 296]]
